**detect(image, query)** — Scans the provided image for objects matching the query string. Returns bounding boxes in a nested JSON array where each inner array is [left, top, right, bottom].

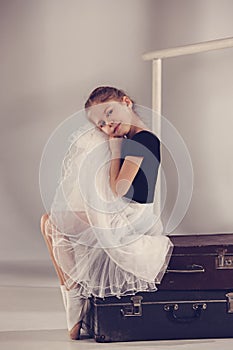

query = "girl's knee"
[[40, 213, 49, 235]]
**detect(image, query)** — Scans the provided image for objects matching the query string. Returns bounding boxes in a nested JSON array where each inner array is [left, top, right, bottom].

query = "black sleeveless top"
[[120, 130, 161, 203]]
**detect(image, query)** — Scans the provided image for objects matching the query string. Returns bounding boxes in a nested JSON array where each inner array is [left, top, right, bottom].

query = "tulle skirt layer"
[[46, 201, 173, 299], [45, 123, 173, 299]]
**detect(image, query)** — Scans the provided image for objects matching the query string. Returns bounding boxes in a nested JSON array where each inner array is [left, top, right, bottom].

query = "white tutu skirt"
[[45, 122, 173, 299]]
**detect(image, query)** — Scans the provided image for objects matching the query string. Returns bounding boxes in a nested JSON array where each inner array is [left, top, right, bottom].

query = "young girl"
[[40, 86, 173, 340]]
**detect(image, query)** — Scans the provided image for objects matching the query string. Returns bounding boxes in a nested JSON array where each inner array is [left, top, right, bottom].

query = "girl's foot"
[[69, 321, 82, 340], [64, 288, 90, 340]]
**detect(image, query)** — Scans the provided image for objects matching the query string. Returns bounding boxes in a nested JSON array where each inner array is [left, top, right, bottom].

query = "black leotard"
[[120, 130, 160, 203]]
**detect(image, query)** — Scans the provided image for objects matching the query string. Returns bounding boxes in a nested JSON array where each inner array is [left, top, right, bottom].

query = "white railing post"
[[152, 59, 162, 220]]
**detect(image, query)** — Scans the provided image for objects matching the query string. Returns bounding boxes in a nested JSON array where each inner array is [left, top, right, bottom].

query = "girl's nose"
[[106, 120, 114, 126], [106, 121, 114, 131], [102, 121, 115, 135]]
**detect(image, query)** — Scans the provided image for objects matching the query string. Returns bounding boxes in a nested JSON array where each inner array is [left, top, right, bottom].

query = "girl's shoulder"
[[132, 129, 159, 142]]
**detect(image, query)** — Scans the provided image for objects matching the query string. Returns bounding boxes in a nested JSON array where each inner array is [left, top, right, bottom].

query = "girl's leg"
[[40, 213, 80, 289], [40, 213, 67, 286], [40, 213, 90, 340]]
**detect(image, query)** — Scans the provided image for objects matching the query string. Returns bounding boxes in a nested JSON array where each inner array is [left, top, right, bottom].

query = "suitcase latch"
[[226, 293, 233, 313], [216, 249, 233, 269], [120, 296, 143, 317]]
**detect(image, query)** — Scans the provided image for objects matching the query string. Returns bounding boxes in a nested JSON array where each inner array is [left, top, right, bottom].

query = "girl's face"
[[87, 99, 132, 137]]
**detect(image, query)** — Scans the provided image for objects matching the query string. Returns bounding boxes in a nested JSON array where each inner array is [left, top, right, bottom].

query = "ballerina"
[[40, 86, 173, 340]]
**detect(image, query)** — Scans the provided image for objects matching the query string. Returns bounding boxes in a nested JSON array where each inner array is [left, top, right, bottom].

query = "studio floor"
[[1, 260, 233, 350]]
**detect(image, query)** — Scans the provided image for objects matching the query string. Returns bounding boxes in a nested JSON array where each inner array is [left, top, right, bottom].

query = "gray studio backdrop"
[[0, 0, 233, 261]]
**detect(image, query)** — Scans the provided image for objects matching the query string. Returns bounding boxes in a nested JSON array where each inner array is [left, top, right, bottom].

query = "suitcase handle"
[[164, 303, 207, 323], [166, 264, 205, 274]]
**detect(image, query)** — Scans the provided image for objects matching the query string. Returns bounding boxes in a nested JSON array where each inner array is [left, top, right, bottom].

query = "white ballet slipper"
[[65, 288, 90, 338], [59, 285, 67, 309]]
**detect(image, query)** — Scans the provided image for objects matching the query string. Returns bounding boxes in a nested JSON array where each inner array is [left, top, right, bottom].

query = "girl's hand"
[[108, 135, 123, 155]]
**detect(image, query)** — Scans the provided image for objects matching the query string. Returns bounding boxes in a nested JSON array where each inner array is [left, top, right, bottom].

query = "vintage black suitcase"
[[83, 290, 233, 342], [160, 234, 233, 290], [83, 233, 233, 342]]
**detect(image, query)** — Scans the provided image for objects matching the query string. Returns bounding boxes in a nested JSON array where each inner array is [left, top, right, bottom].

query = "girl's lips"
[[114, 123, 121, 133]]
